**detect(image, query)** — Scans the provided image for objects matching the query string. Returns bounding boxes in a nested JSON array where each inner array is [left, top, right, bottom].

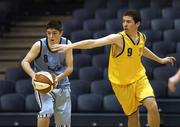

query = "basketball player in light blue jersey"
[[21, 20, 73, 127]]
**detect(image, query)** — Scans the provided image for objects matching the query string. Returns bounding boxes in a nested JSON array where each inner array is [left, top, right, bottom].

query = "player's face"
[[122, 16, 138, 33], [46, 28, 63, 45]]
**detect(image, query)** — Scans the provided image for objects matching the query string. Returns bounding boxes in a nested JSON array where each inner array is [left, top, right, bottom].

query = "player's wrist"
[[69, 43, 74, 50], [30, 72, 36, 79], [56, 74, 64, 82]]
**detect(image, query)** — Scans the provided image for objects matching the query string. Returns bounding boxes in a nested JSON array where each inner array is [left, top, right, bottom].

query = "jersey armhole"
[[115, 34, 125, 57], [142, 33, 146, 42], [35, 41, 42, 60], [66, 38, 68, 44]]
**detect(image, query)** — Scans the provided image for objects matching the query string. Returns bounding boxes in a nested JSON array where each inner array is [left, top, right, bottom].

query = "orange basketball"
[[33, 71, 56, 94]]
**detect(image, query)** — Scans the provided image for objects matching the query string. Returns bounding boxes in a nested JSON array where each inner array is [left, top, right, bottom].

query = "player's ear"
[[136, 21, 140, 28], [59, 30, 63, 36]]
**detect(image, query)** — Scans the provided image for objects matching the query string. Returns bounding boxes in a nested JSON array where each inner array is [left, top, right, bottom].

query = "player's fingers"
[[168, 57, 176, 62], [58, 49, 64, 53], [51, 44, 59, 48], [54, 77, 58, 88], [168, 57, 175, 66], [51, 44, 62, 51]]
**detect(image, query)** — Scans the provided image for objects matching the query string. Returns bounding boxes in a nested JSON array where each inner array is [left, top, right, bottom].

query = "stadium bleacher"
[[0, 0, 180, 126]]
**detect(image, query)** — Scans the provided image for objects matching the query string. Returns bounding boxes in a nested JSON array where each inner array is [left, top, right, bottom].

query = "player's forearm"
[[143, 47, 163, 63], [21, 60, 35, 78], [57, 67, 73, 81], [70, 39, 96, 49]]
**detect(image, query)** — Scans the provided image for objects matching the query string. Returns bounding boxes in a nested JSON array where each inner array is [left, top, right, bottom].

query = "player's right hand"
[[31, 73, 37, 86]]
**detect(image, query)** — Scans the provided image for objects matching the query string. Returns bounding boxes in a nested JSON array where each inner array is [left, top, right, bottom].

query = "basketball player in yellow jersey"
[[52, 10, 176, 127]]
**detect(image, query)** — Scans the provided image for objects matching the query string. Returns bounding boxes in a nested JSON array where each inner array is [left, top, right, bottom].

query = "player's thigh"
[[54, 88, 71, 125], [136, 76, 154, 102], [111, 83, 140, 116], [35, 91, 54, 116]]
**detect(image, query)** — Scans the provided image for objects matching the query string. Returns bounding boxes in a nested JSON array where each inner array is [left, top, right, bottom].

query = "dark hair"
[[123, 10, 141, 23], [46, 20, 63, 31]]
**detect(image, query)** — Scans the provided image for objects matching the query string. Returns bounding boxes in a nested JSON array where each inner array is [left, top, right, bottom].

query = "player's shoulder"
[[61, 36, 72, 44], [138, 31, 146, 42], [34, 40, 41, 46], [32, 41, 41, 49], [107, 33, 122, 40], [106, 33, 124, 46]]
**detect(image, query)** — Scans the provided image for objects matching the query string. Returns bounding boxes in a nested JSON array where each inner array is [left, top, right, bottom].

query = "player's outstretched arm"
[[168, 69, 180, 92], [56, 40, 73, 83], [51, 34, 120, 53], [143, 47, 176, 65]]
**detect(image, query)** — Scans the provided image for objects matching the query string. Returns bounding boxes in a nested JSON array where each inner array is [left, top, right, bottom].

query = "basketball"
[[33, 71, 56, 94]]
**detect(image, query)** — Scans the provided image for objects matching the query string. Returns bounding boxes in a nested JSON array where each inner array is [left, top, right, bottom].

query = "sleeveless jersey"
[[34, 37, 70, 87], [108, 31, 146, 85]]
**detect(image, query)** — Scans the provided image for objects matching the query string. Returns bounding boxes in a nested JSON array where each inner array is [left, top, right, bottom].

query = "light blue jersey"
[[34, 37, 70, 88]]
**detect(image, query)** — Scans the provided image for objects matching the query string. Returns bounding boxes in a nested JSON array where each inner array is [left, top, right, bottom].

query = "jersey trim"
[[142, 33, 146, 42], [60, 38, 62, 44], [125, 32, 140, 45], [116, 33, 125, 57], [35, 40, 42, 60], [65, 38, 68, 44]]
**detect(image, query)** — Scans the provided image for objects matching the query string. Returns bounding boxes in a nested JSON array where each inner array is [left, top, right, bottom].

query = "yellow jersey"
[[108, 31, 146, 85]]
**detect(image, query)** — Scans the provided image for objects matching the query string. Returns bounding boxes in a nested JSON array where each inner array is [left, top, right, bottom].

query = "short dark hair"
[[46, 20, 63, 31], [123, 10, 141, 23]]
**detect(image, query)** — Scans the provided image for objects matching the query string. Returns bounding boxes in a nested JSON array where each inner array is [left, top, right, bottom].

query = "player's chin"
[[51, 50, 58, 53], [124, 28, 128, 31]]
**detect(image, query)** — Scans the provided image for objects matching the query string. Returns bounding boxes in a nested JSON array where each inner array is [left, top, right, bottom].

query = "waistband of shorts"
[[111, 75, 147, 86], [56, 84, 70, 89]]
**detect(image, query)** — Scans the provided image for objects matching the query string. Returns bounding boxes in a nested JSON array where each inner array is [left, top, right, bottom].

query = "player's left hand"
[[51, 44, 69, 53], [51, 44, 61, 52], [168, 76, 177, 92], [161, 56, 176, 65]]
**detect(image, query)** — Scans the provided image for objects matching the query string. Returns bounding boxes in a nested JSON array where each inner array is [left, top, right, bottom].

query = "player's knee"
[[128, 112, 139, 127], [145, 100, 158, 112], [128, 111, 139, 121]]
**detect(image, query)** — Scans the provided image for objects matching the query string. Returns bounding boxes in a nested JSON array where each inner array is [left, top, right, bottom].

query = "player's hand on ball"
[[54, 76, 59, 88], [31, 73, 37, 86], [32, 71, 57, 94]]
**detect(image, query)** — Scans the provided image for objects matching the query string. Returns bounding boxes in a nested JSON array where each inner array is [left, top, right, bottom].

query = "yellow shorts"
[[111, 76, 154, 116]]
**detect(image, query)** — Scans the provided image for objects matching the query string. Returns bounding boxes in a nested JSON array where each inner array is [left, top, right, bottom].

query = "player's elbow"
[[21, 59, 26, 68], [21, 59, 30, 69]]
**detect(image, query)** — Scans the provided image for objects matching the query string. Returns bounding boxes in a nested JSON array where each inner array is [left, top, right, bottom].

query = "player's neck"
[[48, 42, 58, 53], [126, 30, 138, 37], [126, 31, 139, 44]]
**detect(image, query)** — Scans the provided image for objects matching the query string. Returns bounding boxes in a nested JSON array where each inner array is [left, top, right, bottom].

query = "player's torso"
[[34, 37, 67, 75], [108, 31, 146, 85]]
